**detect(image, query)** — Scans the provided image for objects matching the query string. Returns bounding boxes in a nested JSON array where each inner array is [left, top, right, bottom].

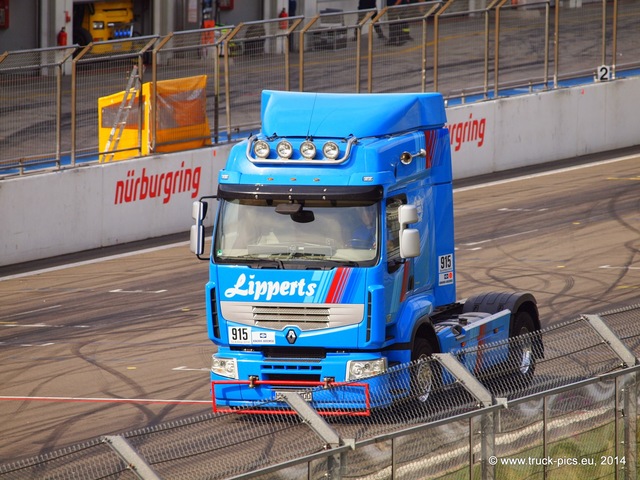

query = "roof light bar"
[[253, 140, 270, 159], [300, 141, 317, 159], [246, 136, 357, 165], [276, 140, 293, 159], [322, 141, 340, 160]]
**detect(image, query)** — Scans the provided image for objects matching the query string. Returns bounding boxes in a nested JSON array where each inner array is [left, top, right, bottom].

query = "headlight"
[[211, 355, 238, 379], [346, 358, 387, 381], [300, 140, 316, 159], [276, 140, 293, 159], [322, 141, 340, 160], [253, 140, 270, 159], [92, 21, 105, 29]]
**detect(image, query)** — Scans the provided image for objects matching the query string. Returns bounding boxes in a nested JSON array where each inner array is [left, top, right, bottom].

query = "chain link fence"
[[73, 36, 158, 164], [1, 304, 639, 479], [1, 0, 639, 175], [0, 47, 75, 174]]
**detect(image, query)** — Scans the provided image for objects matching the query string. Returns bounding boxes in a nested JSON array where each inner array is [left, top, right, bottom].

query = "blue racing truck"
[[191, 90, 542, 413]]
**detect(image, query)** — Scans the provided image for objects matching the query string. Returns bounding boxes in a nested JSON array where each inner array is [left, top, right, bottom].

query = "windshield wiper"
[[248, 243, 335, 257], [317, 259, 360, 267], [216, 255, 285, 269]]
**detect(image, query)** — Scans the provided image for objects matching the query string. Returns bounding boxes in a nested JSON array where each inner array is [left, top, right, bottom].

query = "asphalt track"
[[0, 150, 639, 465]]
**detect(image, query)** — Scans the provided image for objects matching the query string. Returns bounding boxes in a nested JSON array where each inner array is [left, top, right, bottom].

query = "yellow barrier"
[[98, 75, 211, 162]]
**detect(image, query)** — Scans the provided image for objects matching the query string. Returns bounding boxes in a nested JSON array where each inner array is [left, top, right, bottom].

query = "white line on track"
[[0, 322, 88, 329], [0, 323, 46, 328], [600, 265, 640, 270], [461, 229, 539, 246], [454, 153, 639, 193], [109, 288, 168, 294], [2, 304, 62, 318], [173, 366, 210, 372], [0, 241, 189, 282], [0, 395, 210, 405]]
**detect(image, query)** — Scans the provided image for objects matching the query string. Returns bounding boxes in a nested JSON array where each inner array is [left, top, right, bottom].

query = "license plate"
[[228, 326, 251, 345], [275, 390, 313, 402]]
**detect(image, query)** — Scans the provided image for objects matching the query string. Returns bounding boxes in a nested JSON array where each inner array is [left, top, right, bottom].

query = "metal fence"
[[1, 0, 639, 175], [1, 303, 639, 479]]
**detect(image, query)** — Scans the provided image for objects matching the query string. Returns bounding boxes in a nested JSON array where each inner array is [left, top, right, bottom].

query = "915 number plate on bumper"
[[274, 390, 313, 402]]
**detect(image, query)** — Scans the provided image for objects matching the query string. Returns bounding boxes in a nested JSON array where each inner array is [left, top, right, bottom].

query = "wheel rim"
[[518, 329, 533, 375], [415, 356, 433, 402], [519, 346, 532, 374]]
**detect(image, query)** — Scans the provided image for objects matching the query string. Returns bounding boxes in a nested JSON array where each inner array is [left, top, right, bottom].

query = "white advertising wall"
[[446, 76, 640, 179], [1, 76, 639, 267], [1, 147, 228, 266]]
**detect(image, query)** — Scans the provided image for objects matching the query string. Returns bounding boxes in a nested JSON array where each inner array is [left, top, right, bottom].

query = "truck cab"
[[191, 90, 541, 412]]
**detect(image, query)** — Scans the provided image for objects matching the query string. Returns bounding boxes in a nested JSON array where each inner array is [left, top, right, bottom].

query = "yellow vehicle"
[[73, 1, 135, 47]]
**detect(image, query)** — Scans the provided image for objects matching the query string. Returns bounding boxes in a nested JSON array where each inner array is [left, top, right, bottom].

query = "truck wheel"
[[509, 310, 536, 387], [411, 337, 437, 403]]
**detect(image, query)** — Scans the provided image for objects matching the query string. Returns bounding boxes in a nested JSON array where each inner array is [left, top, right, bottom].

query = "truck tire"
[[411, 337, 438, 403], [509, 310, 536, 388]]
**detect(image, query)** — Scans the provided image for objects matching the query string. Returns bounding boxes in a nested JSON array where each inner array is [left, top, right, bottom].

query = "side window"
[[386, 196, 405, 272]]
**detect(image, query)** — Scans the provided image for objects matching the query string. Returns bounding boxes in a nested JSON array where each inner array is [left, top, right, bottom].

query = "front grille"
[[254, 305, 330, 320], [221, 301, 364, 331], [254, 305, 330, 330]]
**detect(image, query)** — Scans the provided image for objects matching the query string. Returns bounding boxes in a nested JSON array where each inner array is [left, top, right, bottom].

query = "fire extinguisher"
[[57, 26, 67, 46], [278, 8, 288, 30]]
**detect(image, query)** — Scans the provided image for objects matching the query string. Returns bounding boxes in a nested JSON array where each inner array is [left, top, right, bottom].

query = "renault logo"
[[286, 329, 297, 344]]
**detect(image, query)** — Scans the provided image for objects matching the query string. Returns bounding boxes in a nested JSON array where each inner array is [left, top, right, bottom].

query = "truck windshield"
[[214, 199, 379, 268]]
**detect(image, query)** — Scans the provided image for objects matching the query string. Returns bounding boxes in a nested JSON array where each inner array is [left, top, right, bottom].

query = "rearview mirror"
[[400, 228, 420, 258], [190, 223, 205, 256], [192, 200, 207, 221], [398, 204, 420, 258], [275, 203, 302, 215], [190, 201, 206, 255], [398, 204, 418, 226], [190, 197, 216, 260]]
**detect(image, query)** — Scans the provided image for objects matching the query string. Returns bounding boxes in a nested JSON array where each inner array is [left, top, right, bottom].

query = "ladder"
[[101, 66, 141, 162]]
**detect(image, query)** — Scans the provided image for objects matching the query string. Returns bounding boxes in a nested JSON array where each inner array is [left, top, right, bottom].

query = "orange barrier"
[[98, 74, 211, 162]]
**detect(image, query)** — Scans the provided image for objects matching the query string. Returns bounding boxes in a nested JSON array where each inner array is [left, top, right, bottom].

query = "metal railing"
[[1, 304, 640, 479], [1, 0, 639, 175]]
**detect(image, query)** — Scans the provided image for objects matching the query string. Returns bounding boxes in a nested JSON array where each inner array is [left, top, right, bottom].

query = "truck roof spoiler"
[[260, 90, 447, 139]]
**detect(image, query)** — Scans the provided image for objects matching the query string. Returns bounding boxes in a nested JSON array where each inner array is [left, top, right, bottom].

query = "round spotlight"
[[253, 140, 270, 159], [300, 141, 316, 159], [322, 141, 340, 160], [276, 140, 293, 159]]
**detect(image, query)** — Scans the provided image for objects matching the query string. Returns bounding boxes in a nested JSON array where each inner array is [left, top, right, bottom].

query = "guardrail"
[[1, 0, 639, 175], [1, 304, 639, 479]]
